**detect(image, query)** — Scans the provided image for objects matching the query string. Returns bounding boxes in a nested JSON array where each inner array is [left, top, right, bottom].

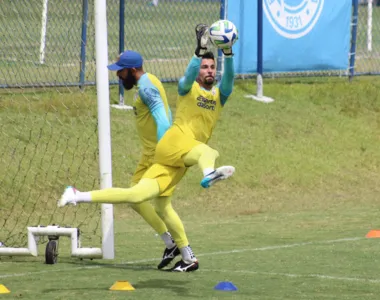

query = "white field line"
[[0, 265, 101, 279], [202, 269, 380, 284], [196, 237, 363, 257], [0, 237, 365, 280]]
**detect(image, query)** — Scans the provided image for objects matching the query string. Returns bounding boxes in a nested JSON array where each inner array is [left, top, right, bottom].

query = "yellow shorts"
[[142, 163, 187, 196], [154, 124, 202, 168], [131, 154, 181, 196]]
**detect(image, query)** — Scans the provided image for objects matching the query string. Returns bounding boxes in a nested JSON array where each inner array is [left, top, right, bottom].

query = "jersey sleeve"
[[178, 55, 202, 96], [139, 86, 171, 141], [152, 106, 171, 141], [217, 56, 235, 106]]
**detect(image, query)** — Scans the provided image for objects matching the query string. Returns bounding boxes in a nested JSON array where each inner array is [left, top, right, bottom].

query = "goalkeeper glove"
[[222, 47, 233, 56], [195, 24, 209, 57]]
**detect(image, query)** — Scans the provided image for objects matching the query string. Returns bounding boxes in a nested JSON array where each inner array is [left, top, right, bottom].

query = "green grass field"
[[1, 76, 380, 299], [1, 1, 380, 298]]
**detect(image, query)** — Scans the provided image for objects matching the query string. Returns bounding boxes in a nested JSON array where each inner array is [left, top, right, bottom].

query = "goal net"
[[0, 0, 111, 259]]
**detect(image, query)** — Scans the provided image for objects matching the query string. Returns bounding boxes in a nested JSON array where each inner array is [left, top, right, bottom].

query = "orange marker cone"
[[366, 230, 380, 238]]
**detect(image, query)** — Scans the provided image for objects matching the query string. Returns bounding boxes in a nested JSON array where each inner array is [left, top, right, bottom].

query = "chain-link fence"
[[0, 0, 379, 88], [0, 0, 220, 88], [355, 2, 380, 74]]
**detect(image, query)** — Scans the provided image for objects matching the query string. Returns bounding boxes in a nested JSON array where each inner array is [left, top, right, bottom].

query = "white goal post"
[[367, 0, 373, 52], [95, 0, 115, 260], [39, 0, 48, 64], [0, 0, 115, 261]]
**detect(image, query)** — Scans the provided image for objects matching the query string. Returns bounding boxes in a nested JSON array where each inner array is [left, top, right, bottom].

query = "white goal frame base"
[[0, 225, 102, 258], [245, 94, 274, 103]]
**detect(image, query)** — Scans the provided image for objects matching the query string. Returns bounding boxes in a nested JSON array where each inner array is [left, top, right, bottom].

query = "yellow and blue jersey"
[[133, 73, 172, 156], [152, 56, 235, 169], [174, 56, 234, 144]]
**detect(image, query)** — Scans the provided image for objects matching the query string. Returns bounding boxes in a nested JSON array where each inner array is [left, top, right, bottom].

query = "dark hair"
[[122, 66, 143, 72], [201, 52, 215, 60]]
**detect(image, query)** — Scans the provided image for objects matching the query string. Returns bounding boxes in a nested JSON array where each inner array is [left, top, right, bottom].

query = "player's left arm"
[[139, 87, 171, 141], [218, 56, 235, 106]]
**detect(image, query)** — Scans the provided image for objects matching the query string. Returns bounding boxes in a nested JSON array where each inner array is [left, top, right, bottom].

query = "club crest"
[[263, 0, 324, 39]]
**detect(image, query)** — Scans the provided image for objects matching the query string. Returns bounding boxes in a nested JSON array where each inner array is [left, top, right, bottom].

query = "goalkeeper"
[[58, 24, 236, 272]]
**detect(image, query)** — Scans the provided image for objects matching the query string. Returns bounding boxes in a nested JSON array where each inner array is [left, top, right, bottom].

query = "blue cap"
[[107, 50, 143, 71]]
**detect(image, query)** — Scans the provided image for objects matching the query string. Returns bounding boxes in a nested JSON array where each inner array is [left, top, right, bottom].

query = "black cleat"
[[157, 245, 180, 269], [170, 259, 199, 272]]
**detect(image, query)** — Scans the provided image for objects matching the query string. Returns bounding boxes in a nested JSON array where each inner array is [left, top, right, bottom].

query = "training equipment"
[[214, 281, 238, 291], [209, 20, 238, 50], [366, 230, 380, 238], [0, 285, 10, 294], [109, 281, 135, 291]]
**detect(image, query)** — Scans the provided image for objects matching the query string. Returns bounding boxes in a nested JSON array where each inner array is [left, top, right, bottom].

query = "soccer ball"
[[209, 20, 238, 50]]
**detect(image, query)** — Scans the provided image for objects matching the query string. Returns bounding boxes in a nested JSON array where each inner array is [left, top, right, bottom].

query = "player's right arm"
[[178, 56, 201, 96]]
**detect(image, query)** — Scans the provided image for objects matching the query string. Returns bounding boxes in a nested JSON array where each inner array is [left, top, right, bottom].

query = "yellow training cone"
[[0, 284, 10, 294], [109, 281, 135, 291]]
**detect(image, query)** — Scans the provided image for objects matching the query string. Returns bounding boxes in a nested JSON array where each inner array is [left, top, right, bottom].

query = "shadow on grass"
[[62, 258, 157, 272], [41, 260, 193, 296], [42, 287, 106, 293], [42, 279, 190, 296], [133, 278, 191, 296]]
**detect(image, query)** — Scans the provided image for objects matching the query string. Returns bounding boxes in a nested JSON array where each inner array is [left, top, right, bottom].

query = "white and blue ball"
[[209, 20, 238, 50]]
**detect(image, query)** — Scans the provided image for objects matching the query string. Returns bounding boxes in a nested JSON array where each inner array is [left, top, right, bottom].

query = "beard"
[[122, 71, 137, 90], [204, 76, 214, 86]]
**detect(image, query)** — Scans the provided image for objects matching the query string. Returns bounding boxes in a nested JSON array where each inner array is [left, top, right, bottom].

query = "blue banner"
[[228, 0, 352, 73]]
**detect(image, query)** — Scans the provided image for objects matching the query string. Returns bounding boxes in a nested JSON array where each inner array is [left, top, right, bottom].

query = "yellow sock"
[[154, 196, 189, 248], [130, 202, 168, 235], [183, 144, 219, 175], [90, 178, 160, 204]]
